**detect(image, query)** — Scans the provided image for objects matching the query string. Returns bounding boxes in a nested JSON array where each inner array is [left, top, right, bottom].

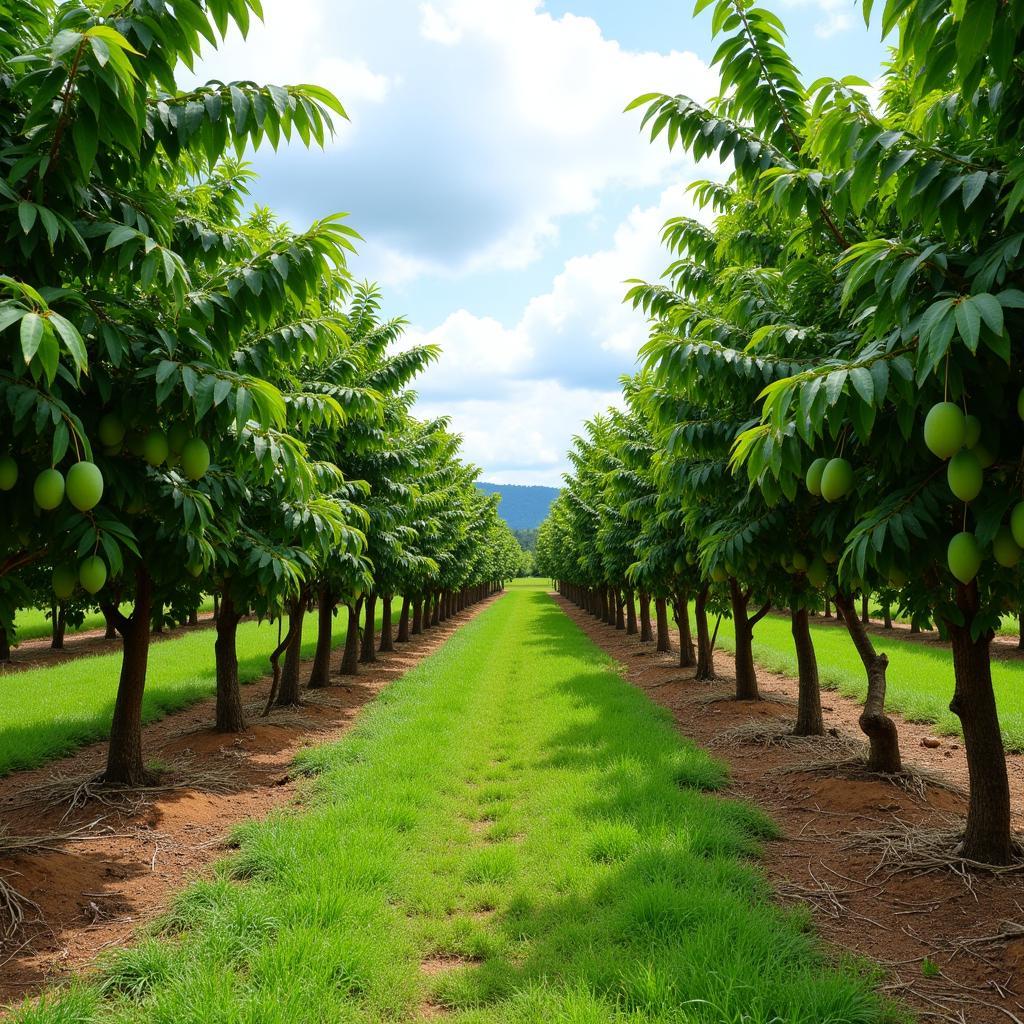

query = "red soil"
[[558, 594, 1024, 1024], [0, 599, 496, 1008]]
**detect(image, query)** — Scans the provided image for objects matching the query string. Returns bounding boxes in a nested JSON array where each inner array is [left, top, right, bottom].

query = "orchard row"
[[539, 0, 1024, 866], [0, 3, 526, 786]]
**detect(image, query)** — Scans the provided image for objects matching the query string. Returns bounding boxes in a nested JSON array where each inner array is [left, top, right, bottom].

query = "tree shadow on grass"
[[426, 592, 895, 1023]]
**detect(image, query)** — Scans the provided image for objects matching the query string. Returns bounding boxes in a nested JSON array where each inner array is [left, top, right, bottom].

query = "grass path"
[[0, 600, 398, 777], [16, 582, 894, 1023], [698, 608, 1024, 750]]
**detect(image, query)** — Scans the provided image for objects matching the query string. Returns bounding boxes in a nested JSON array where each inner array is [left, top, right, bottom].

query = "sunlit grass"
[[0, 600, 398, 777], [11, 583, 896, 1023], [685, 607, 1024, 751], [11, 598, 215, 644]]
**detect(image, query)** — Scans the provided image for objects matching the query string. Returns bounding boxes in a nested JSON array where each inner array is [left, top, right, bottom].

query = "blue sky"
[[194, 0, 885, 485]]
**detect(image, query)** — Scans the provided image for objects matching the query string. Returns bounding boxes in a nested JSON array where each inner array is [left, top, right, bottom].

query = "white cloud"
[[416, 381, 624, 486], [407, 310, 533, 399], [189, 1, 722, 481], [319, 57, 395, 104], [419, 3, 464, 45], [191, 0, 717, 283], [779, 0, 853, 39], [406, 184, 711, 478]]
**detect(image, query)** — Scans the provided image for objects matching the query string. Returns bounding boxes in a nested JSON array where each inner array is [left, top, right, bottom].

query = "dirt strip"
[[555, 593, 1024, 1024], [0, 596, 499, 1009]]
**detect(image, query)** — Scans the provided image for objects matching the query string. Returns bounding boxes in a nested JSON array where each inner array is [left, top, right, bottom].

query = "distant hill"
[[477, 482, 559, 530]]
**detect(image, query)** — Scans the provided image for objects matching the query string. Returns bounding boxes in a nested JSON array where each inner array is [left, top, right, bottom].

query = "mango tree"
[[0, 0, 349, 785], [647, 0, 1022, 862]]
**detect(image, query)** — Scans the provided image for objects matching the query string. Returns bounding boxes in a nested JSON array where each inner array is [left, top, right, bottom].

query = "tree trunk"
[[639, 590, 653, 642], [360, 592, 377, 663], [412, 596, 423, 635], [946, 582, 1012, 865], [861, 593, 869, 625], [339, 599, 363, 676], [188, 606, 199, 627], [214, 593, 245, 733], [431, 592, 441, 627], [883, 602, 892, 629], [308, 586, 335, 689], [674, 592, 695, 668], [729, 579, 761, 701], [694, 586, 715, 681], [0, 627, 9, 663], [276, 591, 307, 707], [790, 607, 823, 736], [103, 566, 153, 786], [625, 590, 637, 635], [379, 593, 394, 652], [823, 596, 832, 620], [51, 602, 66, 650], [213, 592, 220, 621], [1018, 612, 1023, 651], [152, 603, 164, 635], [615, 590, 625, 630], [655, 598, 670, 652], [397, 596, 411, 642], [103, 606, 118, 640], [834, 591, 901, 773]]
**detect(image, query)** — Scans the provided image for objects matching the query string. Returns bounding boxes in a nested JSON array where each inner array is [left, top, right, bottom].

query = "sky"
[[192, 0, 886, 486]]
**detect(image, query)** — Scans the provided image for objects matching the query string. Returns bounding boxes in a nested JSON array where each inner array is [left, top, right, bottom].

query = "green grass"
[[12, 584, 897, 1024], [695, 608, 1024, 751], [866, 601, 1020, 639], [12, 598, 215, 644], [0, 600, 397, 777]]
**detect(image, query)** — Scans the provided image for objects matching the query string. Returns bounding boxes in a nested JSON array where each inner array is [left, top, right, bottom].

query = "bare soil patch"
[[556, 594, 1024, 1024], [0, 598, 497, 1008]]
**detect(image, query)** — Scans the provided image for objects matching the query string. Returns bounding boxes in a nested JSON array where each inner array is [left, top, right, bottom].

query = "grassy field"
[[696, 608, 1024, 751], [0, 600, 397, 777], [865, 601, 1021, 640], [12, 598, 216, 645], [12, 583, 894, 1023]]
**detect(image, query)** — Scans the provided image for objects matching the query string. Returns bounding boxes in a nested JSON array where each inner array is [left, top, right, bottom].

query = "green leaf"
[[156, 359, 178, 385], [954, 298, 981, 352], [49, 312, 88, 372], [104, 225, 138, 251], [849, 366, 874, 404], [20, 312, 43, 362], [36, 322, 59, 382], [824, 370, 847, 404], [972, 292, 1004, 336], [0, 305, 27, 334], [962, 170, 988, 210], [51, 29, 83, 59], [955, 0, 996, 82], [297, 83, 348, 120], [17, 202, 36, 234], [84, 25, 143, 56], [52, 420, 69, 465], [997, 289, 1024, 309]]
